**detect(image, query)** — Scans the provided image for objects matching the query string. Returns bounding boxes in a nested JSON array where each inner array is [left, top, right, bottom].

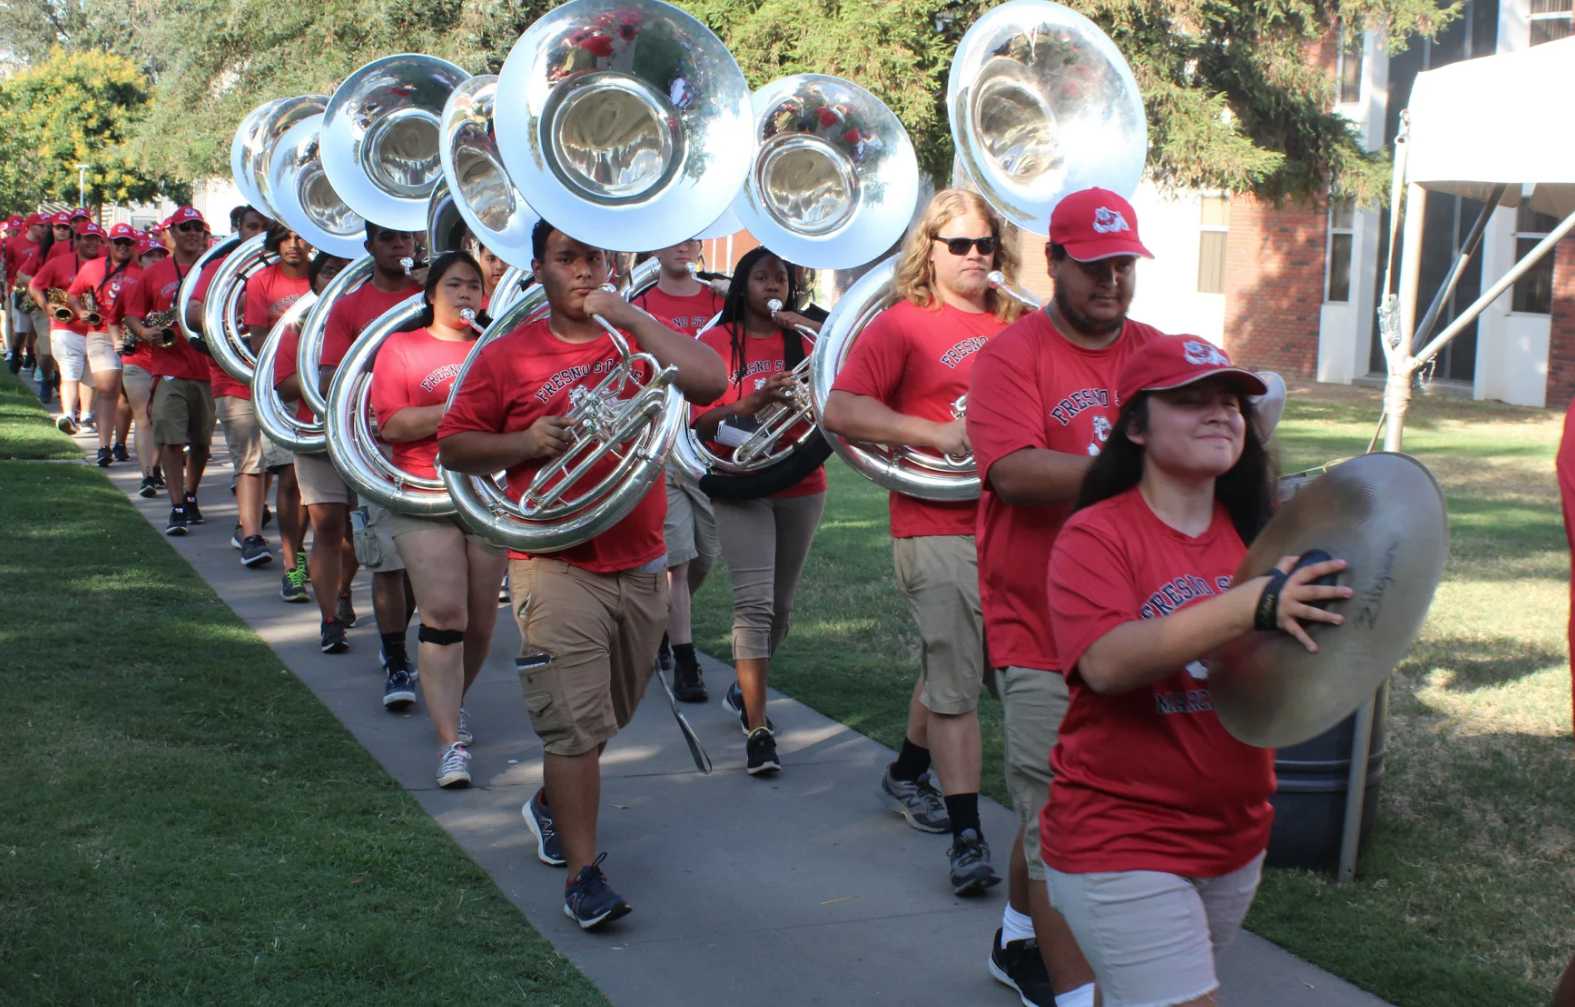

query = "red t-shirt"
[[436, 318, 669, 571], [188, 259, 250, 400], [45, 242, 74, 262], [30, 252, 100, 334], [632, 285, 725, 338], [370, 327, 477, 480], [243, 263, 311, 331], [4, 238, 36, 282], [695, 323, 826, 498], [321, 279, 422, 368], [832, 299, 1006, 537], [1042, 488, 1274, 877], [123, 257, 210, 382], [271, 322, 316, 424], [967, 313, 1161, 671]]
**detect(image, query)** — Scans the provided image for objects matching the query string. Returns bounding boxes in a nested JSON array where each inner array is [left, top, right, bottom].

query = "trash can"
[[1265, 687, 1387, 871]]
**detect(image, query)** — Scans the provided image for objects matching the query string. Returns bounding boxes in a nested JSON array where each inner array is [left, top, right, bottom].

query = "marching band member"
[[472, 240, 509, 307], [633, 238, 725, 701], [21, 212, 76, 404], [29, 221, 104, 434], [68, 222, 141, 465], [967, 188, 1164, 1007], [124, 206, 216, 536], [438, 218, 725, 930], [1043, 334, 1348, 1007], [692, 246, 826, 776], [4, 214, 38, 374], [244, 224, 314, 599], [123, 237, 163, 496], [370, 251, 507, 786], [821, 190, 1021, 898], [316, 223, 421, 695]]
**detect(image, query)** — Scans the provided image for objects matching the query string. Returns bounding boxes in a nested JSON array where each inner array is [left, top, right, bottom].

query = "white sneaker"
[[436, 743, 471, 789], [457, 706, 473, 747]]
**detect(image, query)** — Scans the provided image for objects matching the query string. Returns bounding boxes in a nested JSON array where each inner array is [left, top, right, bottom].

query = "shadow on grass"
[[1401, 633, 1567, 692]]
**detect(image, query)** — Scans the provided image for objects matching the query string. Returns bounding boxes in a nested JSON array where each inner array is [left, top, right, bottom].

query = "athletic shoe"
[[497, 575, 509, 604], [563, 853, 631, 930], [95, 446, 112, 467], [20, 352, 34, 371], [165, 507, 189, 536], [111, 442, 129, 463], [522, 789, 566, 867], [83, 415, 96, 433], [230, 525, 243, 549], [261, 504, 273, 528], [320, 619, 349, 655], [151, 465, 165, 489], [280, 568, 309, 603], [4, 351, 18, 374], [383, 665, 416, 710], [36, 372, 50, 403], [672, 653, 707, 703], [657, 633, 673, 672], [435, 743, 471, 788], [746, 726, 781, 776], [722, 681, 774, 735], [137, 475, 158, 498], [456, 706, 473, 747], [947, 828, 1001, 896], [988, 928, 1055, 1007], [184, 493, 204, 525], [336, 594, 357, 628], [880, 766, 950, 834], [56, 413, 79, 434], [240, 535, 273, 568]]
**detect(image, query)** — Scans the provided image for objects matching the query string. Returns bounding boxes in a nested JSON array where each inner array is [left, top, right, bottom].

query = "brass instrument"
[[719, 300, 821, 471], [80, 290, 101, 328], [141, 308, 179, 347], [46, 288, 74, 322]]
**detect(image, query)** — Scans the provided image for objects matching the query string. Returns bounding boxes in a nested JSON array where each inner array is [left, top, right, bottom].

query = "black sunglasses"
[[174, 221, 206, 234], [933, 234, 997, 257], [110, 238, 134, 246]]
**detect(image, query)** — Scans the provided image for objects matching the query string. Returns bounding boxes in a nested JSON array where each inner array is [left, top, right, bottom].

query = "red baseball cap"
[[70, 207, 91, 220], [167, 205, 207, 228], [1049, 188, 1153, 262], [25, 212, 44, 226], [1116, 333, 1266, 406], [49, 211, 72, 226], [6, 215, 21, 227], [109, 223, 138, 240], [79, 222, 107, 239]]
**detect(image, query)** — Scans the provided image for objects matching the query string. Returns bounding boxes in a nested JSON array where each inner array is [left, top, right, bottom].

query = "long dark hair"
[[413, 250, 486, 331], [717, 246, 802, 392], [1075, 391, 1276, 543]]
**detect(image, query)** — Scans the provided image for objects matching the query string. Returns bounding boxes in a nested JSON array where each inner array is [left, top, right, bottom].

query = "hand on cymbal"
[[1268, 555, 1353, 653]]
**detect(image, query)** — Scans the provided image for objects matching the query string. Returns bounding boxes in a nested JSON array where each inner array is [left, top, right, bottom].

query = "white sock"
[[1000, 904, 1036, 946], [1054, 982, 1096, 1007]]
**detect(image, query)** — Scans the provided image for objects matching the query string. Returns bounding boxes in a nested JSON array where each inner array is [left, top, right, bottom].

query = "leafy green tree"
[[0, 47, 188, 210]]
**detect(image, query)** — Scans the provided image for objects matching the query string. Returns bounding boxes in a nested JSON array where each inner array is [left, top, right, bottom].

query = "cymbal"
[[1210, 452, 1449, 749]]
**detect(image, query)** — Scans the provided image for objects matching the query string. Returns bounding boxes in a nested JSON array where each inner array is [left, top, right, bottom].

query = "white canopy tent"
[[1338, 37, 1575, 885]]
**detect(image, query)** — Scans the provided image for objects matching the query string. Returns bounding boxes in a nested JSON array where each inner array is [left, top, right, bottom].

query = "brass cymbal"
[[1211, 452, 1449, 749]]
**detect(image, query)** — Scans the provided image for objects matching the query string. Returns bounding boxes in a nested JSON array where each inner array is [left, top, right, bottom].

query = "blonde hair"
[[893, 188, 1022, 323]]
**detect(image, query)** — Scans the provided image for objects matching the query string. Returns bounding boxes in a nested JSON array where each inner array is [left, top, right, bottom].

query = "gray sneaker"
[[522, 789, 566, 867], [881, 767, 950, 834], [436, 742, 471, 788], [947, 828, 1002, 896]]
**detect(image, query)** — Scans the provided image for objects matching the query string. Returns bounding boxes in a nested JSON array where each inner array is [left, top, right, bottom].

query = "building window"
[[1337, 29, 1364, 105], [1531, 0, 1573, 44], [1197, 195, 1229, 294], [1326, 197, 1356, 302], [1511, 204, 1557, 314]]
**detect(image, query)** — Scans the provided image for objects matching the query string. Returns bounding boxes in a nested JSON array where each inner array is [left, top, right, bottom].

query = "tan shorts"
[[85, 331, 122, 374], [261, 434, 293, 472], [663, 466, 720, 568], [30, 311, 50, 357], [894, 535, 985, 716], [1001, 665, 1071, 881], [509, 557, 669, 757], [151, 377, 215, 448], [215, 395, 265, 476], [294, 450, 350, 506], [1046, 851, 1265, 1007], [352, 502, 405, 573], [389, 509, 504, 552], [123, 363, 155, 406]]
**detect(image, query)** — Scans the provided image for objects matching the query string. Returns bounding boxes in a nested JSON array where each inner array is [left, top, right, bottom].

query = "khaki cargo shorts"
[[215, 395, 265, 476], [1001, 665, 1071, 881], [294, 450, 350, 507], [893, 534, 986, 716], [663, 466, 719, 569], [151, 376, 214, 449], [509, 557, 669, 757], [352, 501, 405, 573]]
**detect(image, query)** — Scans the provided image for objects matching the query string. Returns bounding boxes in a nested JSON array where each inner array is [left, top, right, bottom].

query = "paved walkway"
[[55, 411, 1390, 1006]]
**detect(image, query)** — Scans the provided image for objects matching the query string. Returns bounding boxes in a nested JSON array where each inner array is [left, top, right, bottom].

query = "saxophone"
[[80, 290, 101, 328], [141, 308, 179, 347], [46, 288, 74, 322]]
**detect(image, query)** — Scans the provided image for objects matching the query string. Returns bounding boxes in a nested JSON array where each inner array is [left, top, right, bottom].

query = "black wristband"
[[1254, 568, 1289, 631]]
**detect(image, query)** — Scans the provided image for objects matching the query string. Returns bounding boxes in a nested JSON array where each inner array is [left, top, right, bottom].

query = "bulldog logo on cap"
[[1092, 207, 1131, 235]]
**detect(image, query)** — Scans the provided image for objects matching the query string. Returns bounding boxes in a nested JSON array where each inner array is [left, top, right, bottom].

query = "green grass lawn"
[[692, 382, 1575, 1007], [0, 376, 608, 1006]]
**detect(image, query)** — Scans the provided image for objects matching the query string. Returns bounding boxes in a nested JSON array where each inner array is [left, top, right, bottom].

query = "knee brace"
[[418, 625, 464, 646]]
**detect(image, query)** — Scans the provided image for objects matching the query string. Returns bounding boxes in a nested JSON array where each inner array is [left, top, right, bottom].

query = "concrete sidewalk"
[[59, 414, 1390, 1006]]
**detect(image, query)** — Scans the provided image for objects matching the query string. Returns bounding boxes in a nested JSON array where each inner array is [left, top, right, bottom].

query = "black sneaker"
[[672, 654, 707, 703], [336, 594, 357, 628], [522, 789, 566, 867], [165, 506, 189, 536], [112, 442, 129, 463], [563, 853, 631, 931], [746, 726, 781, 776], [230, 525, 244, 549], [382, 664, 416, 709], [138, 476, 158, 498], [320, 619, 349, 654], [987, 928, 1055, 1007], [947, 828, 1002, 896], [184, 493, 204, 525], [20, 352, 34, 371], [280, 569, 309, 604], [241, 535, 273, 568], [151, 465, 166, 489], [95, 446, 112, 467], [722, 681, 774, 735], [657, 633, 673, 672]]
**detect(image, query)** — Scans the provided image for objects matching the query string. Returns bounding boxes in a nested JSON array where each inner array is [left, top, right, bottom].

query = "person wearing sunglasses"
[[821, 188, 1023, 905], [28, 219, 103, 433]]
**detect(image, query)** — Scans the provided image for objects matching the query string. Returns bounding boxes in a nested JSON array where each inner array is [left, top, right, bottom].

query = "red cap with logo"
[[167, 205, 207, 228], [1049, 187, 1154, 263], [25, 212, 44, 226], [5, 215, 21, 227], [109, 223, 139, 240], [49, 211, 72, 226], [1116, 333, 1266, 406], [70, 207, 90, 220], [79, 222, 107, 239]]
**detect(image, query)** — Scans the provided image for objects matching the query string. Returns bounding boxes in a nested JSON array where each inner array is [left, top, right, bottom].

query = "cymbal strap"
[[1253, 569, 1288, 631]]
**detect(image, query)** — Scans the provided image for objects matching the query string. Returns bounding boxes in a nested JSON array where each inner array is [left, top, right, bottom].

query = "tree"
[[0, 47, 189, 210], [0, 0, 143, 69]]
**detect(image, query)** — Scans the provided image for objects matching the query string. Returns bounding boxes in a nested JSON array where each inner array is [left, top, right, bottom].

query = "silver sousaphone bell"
[[440, 74, 540, 270]]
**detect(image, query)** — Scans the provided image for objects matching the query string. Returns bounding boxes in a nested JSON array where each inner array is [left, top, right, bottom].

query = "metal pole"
[[77, 164, 87, 209], [1410, 184, 1507, 352]]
